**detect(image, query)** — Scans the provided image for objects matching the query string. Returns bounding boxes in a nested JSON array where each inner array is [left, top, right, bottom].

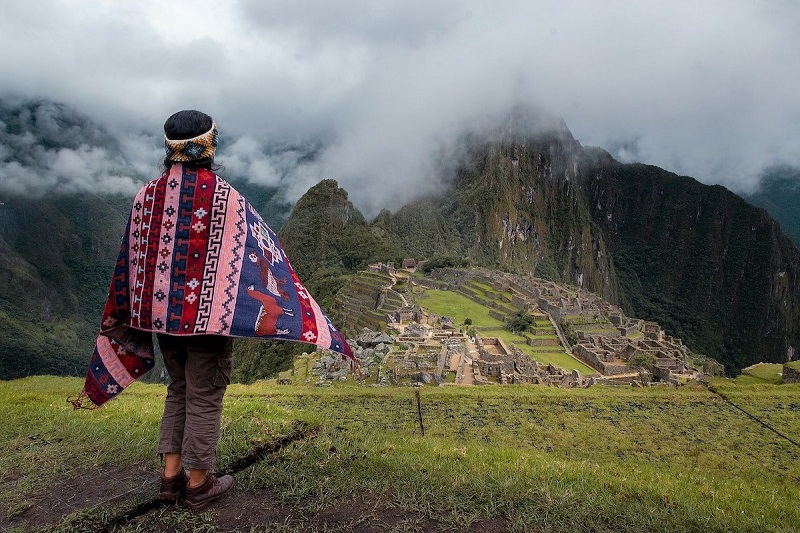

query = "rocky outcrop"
[[278, 179, 396, 281], [783, 362, 800, 384], [356, 329, 396, 347]]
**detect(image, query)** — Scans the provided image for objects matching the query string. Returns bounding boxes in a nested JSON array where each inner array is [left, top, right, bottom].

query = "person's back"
[[76, 109, 354, 510], [154, 110, 234, 508]]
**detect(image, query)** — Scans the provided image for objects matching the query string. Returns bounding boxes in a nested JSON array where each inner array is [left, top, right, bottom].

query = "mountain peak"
[[278, 179, 391, 281], [464, 104, 579, 150]]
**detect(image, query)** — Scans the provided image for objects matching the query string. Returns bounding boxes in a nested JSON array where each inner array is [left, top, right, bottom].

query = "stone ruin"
[[783, 362, 800, 384], [473, 337, 595, 387], [571, 322, 691, 383], [309, 266, 704, 387], [383, 322, 469, 386], [425, 267, 700, 385], [310, 352, 352, 384], [389, 305, 422, 325], [368, 262, 397, 276], [306, 328, 396, 385]]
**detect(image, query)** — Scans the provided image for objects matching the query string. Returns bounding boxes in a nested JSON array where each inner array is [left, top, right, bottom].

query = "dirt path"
[[3, 471, 508, 532]]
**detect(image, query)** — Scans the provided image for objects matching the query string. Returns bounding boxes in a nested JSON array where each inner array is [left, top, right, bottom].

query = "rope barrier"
[[702, 381, 800, 450]]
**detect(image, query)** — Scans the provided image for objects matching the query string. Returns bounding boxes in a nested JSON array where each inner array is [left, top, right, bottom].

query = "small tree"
[[560, 321, 577, 346], [506, 310, 533, 334], [627, 353, 656, 385], [627, 353, 656, 371]]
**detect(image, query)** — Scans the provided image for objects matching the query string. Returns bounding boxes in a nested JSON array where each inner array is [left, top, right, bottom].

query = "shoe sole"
[[184, 483, 235, 510], [184, 491, 227, 510]]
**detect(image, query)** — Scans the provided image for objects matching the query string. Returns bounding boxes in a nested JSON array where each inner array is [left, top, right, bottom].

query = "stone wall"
[[511, 294, 528, 308], [617, 322, 640, 336], [573, 344, 605, 369], [528, 337, 560, 347], [489, 309, 507, 322]]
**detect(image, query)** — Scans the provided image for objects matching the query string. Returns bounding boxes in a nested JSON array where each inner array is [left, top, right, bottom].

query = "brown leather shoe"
[[184, 473, 235, 510], [159, 468, 188, 501]]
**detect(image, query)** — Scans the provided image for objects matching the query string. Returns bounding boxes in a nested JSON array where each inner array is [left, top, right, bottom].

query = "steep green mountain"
[[743, 165, 800, 249], [277, 179, 399, 284], [369, 127, 621, 304], [577, 154, 799, 371], [0, 193, 131, 378]]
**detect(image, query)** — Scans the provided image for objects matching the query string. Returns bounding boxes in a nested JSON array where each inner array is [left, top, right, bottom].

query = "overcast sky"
[[1, 0, 799, 214]]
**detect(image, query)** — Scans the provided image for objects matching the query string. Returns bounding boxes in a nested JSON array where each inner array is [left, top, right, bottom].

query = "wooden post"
[[414, 386, 425, 436]]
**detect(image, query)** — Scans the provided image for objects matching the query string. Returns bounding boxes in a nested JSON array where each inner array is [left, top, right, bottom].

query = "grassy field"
[[1, 376, 798, 532], [739, 363, 784, 385], [416, 289, 505, 328]]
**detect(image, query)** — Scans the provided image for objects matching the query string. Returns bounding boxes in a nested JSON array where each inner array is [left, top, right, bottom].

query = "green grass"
[[469, 280, 500, 295], [738, 363, 784, 385], [1, 377, 799, 532], [418, 289, 505, 328]]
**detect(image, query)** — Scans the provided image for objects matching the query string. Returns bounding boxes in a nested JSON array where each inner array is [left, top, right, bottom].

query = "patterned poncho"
[[79, 164, 353, 407]]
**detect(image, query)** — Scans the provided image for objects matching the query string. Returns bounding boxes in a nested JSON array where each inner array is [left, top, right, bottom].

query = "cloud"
[[0, 144, 144, 198], [0, 0, 798, 208], [0, 99, 146, 197], [221, 135, 285, 188], [0, 145, 142, 197]]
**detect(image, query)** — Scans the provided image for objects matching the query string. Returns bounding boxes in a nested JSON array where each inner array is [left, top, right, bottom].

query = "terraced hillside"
[[333, 270, 397, 335], [331, 266, 707, 382]]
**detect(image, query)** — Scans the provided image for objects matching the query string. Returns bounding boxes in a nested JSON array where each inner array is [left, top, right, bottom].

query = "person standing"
[[75, 110, 354, 510]]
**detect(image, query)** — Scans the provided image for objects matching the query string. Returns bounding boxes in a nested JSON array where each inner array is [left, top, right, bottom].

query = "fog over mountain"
[[1, 1, 799, 214]]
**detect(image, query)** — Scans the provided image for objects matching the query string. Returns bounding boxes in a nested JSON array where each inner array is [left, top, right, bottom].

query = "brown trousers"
[[156, 334, 234, 470]]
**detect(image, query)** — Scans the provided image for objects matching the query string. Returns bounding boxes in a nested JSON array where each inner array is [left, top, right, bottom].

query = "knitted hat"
[[164, 120, 218, 162]]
